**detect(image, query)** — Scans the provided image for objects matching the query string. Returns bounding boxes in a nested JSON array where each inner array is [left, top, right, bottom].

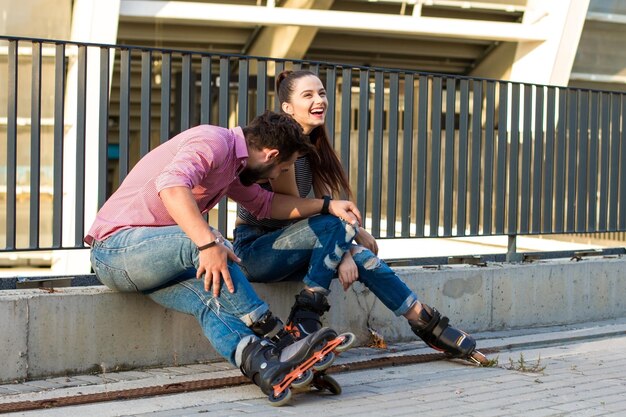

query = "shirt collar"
[[232, 126, 248, 172]]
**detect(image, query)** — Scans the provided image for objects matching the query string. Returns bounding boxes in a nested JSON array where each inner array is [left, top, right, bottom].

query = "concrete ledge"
[[1, 256, 626, 383]]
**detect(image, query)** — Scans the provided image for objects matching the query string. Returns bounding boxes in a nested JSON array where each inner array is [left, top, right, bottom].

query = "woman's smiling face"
[[281, 75, 328, 135]]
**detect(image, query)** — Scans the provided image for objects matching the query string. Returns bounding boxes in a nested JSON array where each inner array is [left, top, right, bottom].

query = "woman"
[[233, 70, 485, 364]]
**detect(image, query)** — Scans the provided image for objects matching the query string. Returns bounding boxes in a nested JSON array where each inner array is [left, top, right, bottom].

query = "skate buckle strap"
[[431, 316, 450, 339], [419, 307, 442, 335]]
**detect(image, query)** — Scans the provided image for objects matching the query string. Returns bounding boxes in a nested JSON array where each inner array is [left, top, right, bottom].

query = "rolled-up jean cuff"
[[394, 294, 419, 317], [235, 334, 259, 367], [239, 303, 270, 327], [301, 279, 331, 296]]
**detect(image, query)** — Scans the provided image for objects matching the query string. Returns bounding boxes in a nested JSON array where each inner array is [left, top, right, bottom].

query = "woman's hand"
[[355, 229, 378, 255], [338, 250, 359, 291]]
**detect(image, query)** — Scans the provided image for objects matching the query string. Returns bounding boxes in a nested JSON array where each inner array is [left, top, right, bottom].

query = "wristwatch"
[[321, 195, 332, 215], [198, 236, 225, 251]]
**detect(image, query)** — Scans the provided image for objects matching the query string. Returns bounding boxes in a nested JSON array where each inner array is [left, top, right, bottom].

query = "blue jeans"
[[233, 215, 418, 316], [89, 226, 268, 365]]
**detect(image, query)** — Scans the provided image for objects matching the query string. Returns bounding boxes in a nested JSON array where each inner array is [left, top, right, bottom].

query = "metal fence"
[[1, 35, 626, 253]]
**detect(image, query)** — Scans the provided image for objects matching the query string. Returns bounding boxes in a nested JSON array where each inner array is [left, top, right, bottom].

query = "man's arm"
[[270, 193, 362, 226], [160, 186, 240, 296]]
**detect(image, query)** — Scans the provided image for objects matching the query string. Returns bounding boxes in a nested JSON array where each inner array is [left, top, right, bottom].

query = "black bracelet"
[[198, 236, 224, 251], [321, 195, 332, 215]]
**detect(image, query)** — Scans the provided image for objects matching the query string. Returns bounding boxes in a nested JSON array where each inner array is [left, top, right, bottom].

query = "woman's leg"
[[351, 246, 478, 358], [234, 215, 356, 292]]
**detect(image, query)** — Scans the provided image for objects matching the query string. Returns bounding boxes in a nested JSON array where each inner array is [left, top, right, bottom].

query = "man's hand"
[[196, 242, 241, 297], [328, 200, 362, 227], [160, 186, 241, 297]]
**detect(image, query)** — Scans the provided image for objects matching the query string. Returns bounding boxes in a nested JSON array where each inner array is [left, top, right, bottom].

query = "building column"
[[509, 0, 589, 85], [53, 0, 120, 274]]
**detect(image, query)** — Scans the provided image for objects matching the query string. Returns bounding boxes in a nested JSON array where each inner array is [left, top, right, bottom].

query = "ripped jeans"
[[233, 215, 418, 316], [89, 225, 268, 365]]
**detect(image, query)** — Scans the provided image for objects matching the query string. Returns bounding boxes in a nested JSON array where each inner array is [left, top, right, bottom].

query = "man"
[[84, 111, 361, 399]]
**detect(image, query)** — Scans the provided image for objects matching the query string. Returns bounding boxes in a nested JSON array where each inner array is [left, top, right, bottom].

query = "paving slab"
[[2, 318, 626, 416]]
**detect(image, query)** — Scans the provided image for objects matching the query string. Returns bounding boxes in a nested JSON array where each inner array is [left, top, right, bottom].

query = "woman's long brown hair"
[[276, 70, 352, 199]]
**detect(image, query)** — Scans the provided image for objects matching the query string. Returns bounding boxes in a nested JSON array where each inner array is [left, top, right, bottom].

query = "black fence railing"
[[1, 35, 625, 252]]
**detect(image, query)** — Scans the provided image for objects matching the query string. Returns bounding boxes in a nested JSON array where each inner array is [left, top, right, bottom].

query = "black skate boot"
[[409, 303, 487, 365], [284, 289, 355, 395], [285, 289, 331, 339], [239, 327, 345, 406]]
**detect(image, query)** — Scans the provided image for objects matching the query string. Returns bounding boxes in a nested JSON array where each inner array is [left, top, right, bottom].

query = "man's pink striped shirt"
[[85, 125, 273, 244]]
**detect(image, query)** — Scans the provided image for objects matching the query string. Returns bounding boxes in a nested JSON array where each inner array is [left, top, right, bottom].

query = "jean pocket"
[[93, 258, 139, 292]]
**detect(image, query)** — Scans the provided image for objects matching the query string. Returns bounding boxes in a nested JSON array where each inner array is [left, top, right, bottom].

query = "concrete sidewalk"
[[2, 318, 626, 416]]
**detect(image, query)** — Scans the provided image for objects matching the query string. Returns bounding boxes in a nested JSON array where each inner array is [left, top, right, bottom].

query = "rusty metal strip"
[[0, 348, 499, 413]]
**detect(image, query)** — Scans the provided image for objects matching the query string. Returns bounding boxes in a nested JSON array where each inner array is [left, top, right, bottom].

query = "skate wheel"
[[334, 332, 356, 353], [268, 387, 292, 407], [312, 351, 335, 372], [313, 374, 342, 395], [291, 369, 314, 389], [470, 350, 490, 366]]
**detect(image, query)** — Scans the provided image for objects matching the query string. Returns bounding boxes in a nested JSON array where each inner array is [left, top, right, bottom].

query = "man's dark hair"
[[242, 111, 314, 162]]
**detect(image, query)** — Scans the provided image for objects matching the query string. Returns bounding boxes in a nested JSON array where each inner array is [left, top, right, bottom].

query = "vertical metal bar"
[[326, 67, 337, 146], [219, 57, 230, 128], [119, 49, 131, 183], [274, 61, 285, 112], [483, 81, 496, 235], [309, 63, 319, 76], [542, 87, 556, 233], [6, 40, 18, 250], [507, 83, 520, 235], [401, 73, 414, 237], [30, 41, 43, 249], [519, 84, 532, 234], [160, 53, 172, 143], [598, 92, 610, 231], [200, 56, 212, 124], [180, 53, 192, 131], [386, 72, 399, 237], [442, 78, 455, 236], [98, 47, 110, 209], [620, 94, 626, 230], [429, 77, 443, 236], [53, 43, 66, 247], [218, 57, 231, 232], [531, 86, 544, 233], [292, 62, 301, 71], [256, 60, 267, 116], [588, 92, 599, 231], [371, 71, 384, 237], [238, 59, 249, 125], [469, 80, 482, 235], [457, 78, 469, 236], [566, 90, 578, 232], [356, 69, 369, 219], [608, 93, 620, 230], [495, 82, 508, 234], [554, 88, 567, 232], [415, 75, 429, 237], [576, 90, 589, 232], [140, 50, 152, 157], [75, 45, 87, 246], [340, 68, 352, 176]]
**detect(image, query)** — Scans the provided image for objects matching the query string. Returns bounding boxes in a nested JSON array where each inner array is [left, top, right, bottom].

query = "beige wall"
[[0, 0, 72, 39]]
